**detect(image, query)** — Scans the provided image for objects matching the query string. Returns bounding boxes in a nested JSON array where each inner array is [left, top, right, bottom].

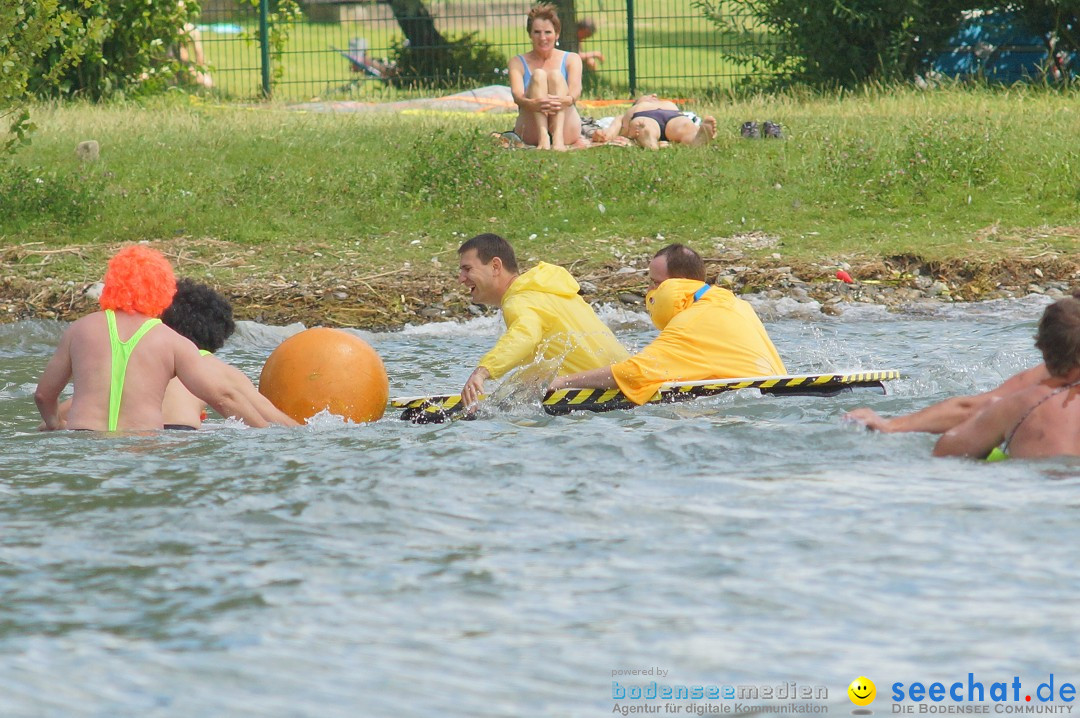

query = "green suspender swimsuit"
[[106, 309, 161, 431]]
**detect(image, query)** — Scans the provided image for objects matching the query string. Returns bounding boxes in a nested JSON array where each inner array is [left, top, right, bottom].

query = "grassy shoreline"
[[1, 238, 1076, 329], [1, 86, 1077, 327]]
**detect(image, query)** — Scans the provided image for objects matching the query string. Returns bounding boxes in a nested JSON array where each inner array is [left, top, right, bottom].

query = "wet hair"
[[99, 245, 177, 317], [458, 233, 519, 274], [527, 3, 561, 35], [1035, 291, 1080, 377], [161, 278, 236, 353], [654, 243, 706, 282]]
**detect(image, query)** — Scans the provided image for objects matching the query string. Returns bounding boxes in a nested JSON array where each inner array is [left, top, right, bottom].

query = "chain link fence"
[[193, 0, 778, 99]]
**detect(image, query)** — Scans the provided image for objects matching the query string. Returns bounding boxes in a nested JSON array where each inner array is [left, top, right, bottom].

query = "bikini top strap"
[[1002, 378, 1080, 452]]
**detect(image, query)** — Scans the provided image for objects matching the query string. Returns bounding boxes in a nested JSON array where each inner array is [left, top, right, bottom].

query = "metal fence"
[[193, 0, 778, 99]]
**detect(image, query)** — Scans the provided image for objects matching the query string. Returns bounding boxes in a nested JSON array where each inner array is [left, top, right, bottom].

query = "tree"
[[30, 0, 194, 100], [388, 0, 578, 51], [388, 0, 447, 50], [695, 0, 982, 87], [386, 0, 506, 88], [1, 0, 89, 152], [1013, 0, 1080, 78], [551, 0, 579, 53]]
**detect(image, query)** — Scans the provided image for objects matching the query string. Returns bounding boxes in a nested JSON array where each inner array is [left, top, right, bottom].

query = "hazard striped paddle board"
[[391, 369, 900, 423]]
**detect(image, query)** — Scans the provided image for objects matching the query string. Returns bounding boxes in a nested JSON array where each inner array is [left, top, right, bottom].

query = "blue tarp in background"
[[932, 10, 1072, 82]]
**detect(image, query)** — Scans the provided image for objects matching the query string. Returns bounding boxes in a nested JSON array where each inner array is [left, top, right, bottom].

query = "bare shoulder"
[[68, 311, 103, 331], [62, 312, 107, 344], [159, 326, 201, 357], [563, 51, 583, 76], [993, 363, 1050, 396], [980, 386, 1045, 426]]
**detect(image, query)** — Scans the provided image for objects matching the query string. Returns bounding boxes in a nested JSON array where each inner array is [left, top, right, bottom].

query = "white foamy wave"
[[299, 408, 374, 430], [594, 302, 651, 330], [839, 294, 1055, 323], [1, 382, 42, 400], [930, 293, 1056, 321], [229, 320, 307, 349], [748, 292, 1061, 324], [744, 295, 829, 321], [334, 327, 382, 343], [0, 319, 67, 357], [231, 321, 385, 348], [394, 313, 503, 338]]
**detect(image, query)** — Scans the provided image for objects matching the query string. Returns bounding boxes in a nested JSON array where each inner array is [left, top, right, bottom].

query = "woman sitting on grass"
[[510, 3, 584, 151]]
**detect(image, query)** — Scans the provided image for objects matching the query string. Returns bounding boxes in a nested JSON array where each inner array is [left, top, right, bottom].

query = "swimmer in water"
[[35, 246, 290, 431]]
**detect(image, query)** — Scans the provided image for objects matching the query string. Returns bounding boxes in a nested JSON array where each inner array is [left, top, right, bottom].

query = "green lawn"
[[2, 85, 1077, 285]]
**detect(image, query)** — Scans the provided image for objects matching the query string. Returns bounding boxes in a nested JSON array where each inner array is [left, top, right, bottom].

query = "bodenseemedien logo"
[[609, 675, 829, 715], [849, 677, 876, 715]]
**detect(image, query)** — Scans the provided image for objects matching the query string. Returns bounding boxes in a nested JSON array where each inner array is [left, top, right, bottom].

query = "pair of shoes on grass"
[[740, 121, 783, 139], [491, 130, 529, 149]]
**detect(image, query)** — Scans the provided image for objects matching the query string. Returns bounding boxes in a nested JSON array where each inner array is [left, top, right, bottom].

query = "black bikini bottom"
[[630, 109, 684, 142]]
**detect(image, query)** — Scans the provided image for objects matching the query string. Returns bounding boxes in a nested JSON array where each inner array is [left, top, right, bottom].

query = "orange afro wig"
[[98, 245, 177, 317]]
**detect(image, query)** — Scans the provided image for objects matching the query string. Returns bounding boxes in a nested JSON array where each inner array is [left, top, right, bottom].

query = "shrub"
[[1013, 1, 1080, 79], [400, 127, 503, 206], [29, 0, 197, 100], [387, 32, 508, 89], [0, 164, 104, 228], [695, 0, 977, 87], [1, 0, 87, 151]]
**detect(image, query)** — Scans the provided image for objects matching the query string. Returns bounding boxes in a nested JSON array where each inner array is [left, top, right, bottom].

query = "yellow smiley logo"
[[848, 677, 876, 706]]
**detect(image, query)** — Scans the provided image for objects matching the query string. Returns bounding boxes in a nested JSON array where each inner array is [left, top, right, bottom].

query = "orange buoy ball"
[[259, 327, 389, 424]]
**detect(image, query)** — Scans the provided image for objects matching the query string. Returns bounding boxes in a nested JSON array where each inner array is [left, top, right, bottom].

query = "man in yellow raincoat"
[[550, 244, 786, 404], [458, 233, 629, 407]]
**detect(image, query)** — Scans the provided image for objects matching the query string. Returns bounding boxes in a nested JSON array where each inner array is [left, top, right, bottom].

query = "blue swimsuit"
[[518, 52, 568, 87]]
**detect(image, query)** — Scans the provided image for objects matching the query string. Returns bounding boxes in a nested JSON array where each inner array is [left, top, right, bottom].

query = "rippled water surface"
[[2, 296, 1078, 717]]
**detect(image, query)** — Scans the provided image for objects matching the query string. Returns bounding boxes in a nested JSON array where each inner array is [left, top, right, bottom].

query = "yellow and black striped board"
[[391, 370, 900, 423]]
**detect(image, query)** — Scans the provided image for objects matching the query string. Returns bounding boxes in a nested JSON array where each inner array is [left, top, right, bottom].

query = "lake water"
[[1, 294, 1078, 718]]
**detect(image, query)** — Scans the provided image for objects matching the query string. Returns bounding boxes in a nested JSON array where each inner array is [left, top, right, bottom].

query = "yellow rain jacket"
[[611, 278, 787, 404], [479, 262, 629, 379]]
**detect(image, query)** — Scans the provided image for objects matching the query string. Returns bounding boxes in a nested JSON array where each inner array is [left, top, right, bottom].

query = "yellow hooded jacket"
[[611, 278, 787, 404], [479, 262, 629, 380]]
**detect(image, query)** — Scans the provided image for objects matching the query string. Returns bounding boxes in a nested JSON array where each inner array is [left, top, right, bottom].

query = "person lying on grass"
[[592, 94, 717, 150]]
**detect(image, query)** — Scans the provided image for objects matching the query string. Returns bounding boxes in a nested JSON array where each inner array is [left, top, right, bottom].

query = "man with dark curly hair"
[[162, 278, 236, 355], [161, 279, 296, 430]]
